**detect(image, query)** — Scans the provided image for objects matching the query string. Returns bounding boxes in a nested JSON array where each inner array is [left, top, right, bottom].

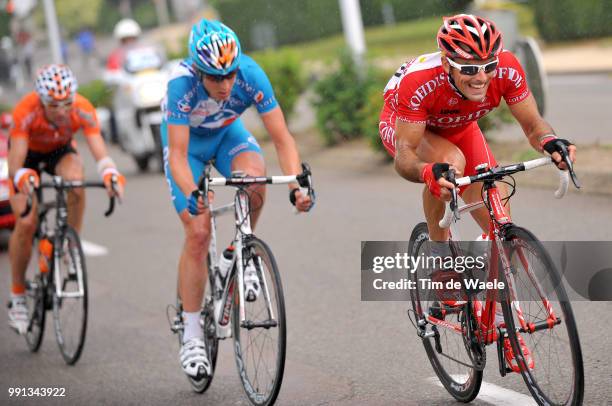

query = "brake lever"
[[447, 169, 459, 222], [105, 179, 119, 217], [104, 196, 115, 217], [293, 163, 315, 214], [559, 144, 581, 189]]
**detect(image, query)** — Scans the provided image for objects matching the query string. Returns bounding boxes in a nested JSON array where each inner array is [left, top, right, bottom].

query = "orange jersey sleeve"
[[72, 94, 100, 136]]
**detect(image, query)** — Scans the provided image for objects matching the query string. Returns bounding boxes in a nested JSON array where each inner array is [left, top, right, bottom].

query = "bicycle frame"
[[422, 159, 568, 347], [208, 187, 277, 333], [202, 162, 312, 336], [28, 177, 114, 300]]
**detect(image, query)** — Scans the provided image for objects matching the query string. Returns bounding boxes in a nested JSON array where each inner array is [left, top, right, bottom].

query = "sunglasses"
[[45, 100, 73, 109], [202, 71, 237, 83], [446, 57, 499, 76]]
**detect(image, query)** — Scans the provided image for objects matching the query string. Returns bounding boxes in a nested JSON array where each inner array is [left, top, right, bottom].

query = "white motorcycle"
[[104, 46, 169, 172]]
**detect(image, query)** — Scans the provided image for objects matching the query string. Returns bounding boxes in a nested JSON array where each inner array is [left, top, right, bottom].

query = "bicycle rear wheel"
[[408, 222, 483, 402], [52, 226, 88, 365], [24, 240, 47, 352], [232, 237, 286, 406], [500, 226, 584, 406]]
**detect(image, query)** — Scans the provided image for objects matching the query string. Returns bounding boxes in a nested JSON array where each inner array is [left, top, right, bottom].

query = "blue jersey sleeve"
[[240, 56, 278, 114], [164, 61, 198, 125]]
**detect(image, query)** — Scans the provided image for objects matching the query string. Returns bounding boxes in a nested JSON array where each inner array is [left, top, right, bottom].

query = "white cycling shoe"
[[8, 295, 29, 335], [180, 337, 211, 379], [244, 261, 261, 302]]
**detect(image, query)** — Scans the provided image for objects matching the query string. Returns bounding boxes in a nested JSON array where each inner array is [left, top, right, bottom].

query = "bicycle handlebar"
[[20, 177, 117, 218], [438, 156, 577, 229], [197, 161, 316, 211]]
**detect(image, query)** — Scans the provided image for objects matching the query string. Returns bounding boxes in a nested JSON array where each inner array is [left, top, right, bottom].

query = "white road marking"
[[428, 376, 536, 405], [81, 240, 108, 257]]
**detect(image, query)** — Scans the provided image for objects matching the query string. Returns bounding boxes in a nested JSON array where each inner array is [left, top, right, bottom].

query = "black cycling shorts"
[[23, 143, 78, 176]]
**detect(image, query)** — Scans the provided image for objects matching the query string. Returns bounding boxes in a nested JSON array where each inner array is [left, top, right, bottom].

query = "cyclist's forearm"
[[272, 137, 302, 189], [8, 137, 28, 179], [525, 122, 556, 153], [394, 144, 426, 183], [169, 151, 197, 196], [85, 134, 113, 165]]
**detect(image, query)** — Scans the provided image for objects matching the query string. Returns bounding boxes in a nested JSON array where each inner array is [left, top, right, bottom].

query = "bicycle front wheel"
[[232, 237, 286, 406], [25, 272, 47, 352], [408, 222, 483, 403], [52, 226, 88, 365], [500, 226, 584, 405]]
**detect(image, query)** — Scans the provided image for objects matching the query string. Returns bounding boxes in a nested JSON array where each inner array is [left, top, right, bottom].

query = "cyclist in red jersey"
[[379, 14, 577, 373], [380, 14, 576, 241]]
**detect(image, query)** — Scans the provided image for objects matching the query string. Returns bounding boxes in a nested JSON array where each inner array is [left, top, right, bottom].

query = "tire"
[[515, 37, 548, 117], [232, 237, 286, 406], [134, 155, 150, 172], [25, 238, 47, 352], [408, 222, 483, 403], [151, 124, 164, 173], [177, 265, 219, 393], [500, 226, 584, 406], [52, 226, 88, 365]]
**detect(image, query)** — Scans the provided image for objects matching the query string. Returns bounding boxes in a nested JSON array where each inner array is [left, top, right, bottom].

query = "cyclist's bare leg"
[[8, 192, 38, 292], [231, 151, 266, 228], [178, 209, 211, 312], [54, 152, 85, 233], [416, 130, 465, 241]]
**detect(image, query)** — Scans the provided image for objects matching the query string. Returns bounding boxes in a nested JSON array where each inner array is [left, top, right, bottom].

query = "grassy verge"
[[251, 2, 538, 68]]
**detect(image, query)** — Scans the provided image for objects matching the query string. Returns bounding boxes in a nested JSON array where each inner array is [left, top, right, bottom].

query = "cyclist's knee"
[[440, 151, 466, 174], [185, 217, 211, 250], [60, 170, 84, 182], [231, 152, 265, 177], [14, 214, 37, 236]]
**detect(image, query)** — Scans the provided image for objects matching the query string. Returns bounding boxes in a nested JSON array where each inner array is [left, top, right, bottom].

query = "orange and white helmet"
[[34, 64, 78, 105]]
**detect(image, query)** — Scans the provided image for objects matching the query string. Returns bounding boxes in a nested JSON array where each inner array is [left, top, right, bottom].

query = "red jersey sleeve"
[[498, 51, 531, 105], [395, 74, 429, 124]]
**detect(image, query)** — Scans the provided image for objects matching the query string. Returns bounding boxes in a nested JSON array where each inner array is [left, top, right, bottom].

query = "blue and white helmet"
[[188, 19, 241, 76]]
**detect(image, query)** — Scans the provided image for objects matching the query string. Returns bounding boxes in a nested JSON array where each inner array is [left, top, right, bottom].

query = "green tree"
[[35, 0, 104, 36]]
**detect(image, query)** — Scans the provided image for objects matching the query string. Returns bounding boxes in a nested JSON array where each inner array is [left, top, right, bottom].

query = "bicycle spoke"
[[502, 227, 583, 406], [233, 238, 286, 405]]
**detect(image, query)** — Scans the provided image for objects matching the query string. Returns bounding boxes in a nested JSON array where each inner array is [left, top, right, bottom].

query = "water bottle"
[[38, 238, 53, 273], [218, 246, 235, 279]]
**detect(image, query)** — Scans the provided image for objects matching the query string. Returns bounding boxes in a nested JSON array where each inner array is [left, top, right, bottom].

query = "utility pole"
[[338, 0, 366, 74], [42, 0, 62, 63], [153, 0, 170, 26]]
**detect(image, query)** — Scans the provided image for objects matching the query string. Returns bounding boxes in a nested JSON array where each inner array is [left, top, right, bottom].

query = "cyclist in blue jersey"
[[161, 19, 313, 379]]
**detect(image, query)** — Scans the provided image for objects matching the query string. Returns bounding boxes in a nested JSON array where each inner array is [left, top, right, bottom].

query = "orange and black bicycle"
[[19, 175, 117, 365]]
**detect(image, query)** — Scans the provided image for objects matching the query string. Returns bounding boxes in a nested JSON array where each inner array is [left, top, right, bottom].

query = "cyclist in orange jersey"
[[7, 64, 125, 335]]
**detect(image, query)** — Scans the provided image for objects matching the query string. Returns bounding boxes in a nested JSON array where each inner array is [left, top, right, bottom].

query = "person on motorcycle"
[[106, 18, 142, 72]]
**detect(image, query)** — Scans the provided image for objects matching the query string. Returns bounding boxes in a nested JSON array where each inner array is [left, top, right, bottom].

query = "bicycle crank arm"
[[240, 319, 278, 330], [518, 317, 562, 334]]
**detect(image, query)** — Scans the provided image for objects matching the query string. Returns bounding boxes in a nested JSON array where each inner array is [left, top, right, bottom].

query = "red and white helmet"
[[437, 14, 503, 60], [34, 64, 78, 105]]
